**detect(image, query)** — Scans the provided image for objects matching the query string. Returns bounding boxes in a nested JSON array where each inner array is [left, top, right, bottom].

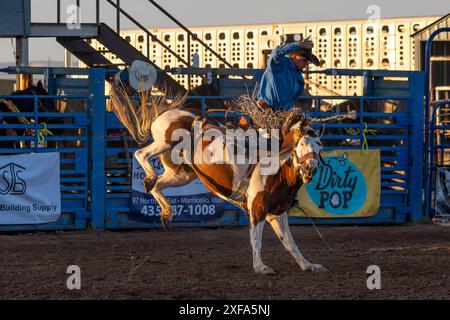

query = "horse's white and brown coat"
[[128, 102, 327, 274]]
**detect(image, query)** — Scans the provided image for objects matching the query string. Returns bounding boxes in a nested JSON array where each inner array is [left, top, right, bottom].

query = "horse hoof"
[[311, 264, 328, 273], [143, 177, 156, 193], [255, 267, 277, 275], [161, 216, 172, 230]]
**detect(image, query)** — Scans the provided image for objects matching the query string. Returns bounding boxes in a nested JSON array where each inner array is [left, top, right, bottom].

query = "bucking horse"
[[110, 80, 354, 275]]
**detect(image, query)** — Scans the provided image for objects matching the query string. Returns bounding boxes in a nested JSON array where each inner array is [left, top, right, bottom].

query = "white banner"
[[0, 152, 61, 225]]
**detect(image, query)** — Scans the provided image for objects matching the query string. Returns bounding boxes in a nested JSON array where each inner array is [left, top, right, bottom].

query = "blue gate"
[[97, 68, 425, 227], [0, 67, 425, 230], [424, 27, 450, 221], [0, 93, 90, 231]]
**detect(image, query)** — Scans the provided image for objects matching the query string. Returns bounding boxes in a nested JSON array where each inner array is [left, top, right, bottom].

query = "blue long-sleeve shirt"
[[257, 42, 305, 110]]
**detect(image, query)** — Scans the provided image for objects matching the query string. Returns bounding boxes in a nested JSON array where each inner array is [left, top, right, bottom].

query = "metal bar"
[[146, 34, 150, 59], [408, 72, 425, 222], [424, 27, 450, 220], [359, 96, 364, 148], [89, 68, 106, 229], [201, 97, 206, 116], [76, 0, 80, 25], [57, 0, 61, 24], [187, 33, 191, 90], [33, 96, 38, 152], [96, 0, 100, 25], [15, 37, 29, 67], [430, 56, 450, 61], [116, 0, 120, 33], [147, 0, 235, 69], [429, 101, 450, 218]]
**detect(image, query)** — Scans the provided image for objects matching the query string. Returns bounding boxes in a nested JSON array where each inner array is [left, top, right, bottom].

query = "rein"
[[294, 204, 337, 254], [294, 199, 370, 258], [291, 140, 368, 258]]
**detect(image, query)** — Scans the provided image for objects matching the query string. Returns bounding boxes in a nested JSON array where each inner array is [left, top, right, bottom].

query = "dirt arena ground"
[[0, 223, 449, 300]]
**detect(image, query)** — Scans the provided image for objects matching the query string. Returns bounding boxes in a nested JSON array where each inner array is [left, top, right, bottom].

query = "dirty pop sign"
[[292, 150, 380, 218], [309, 152, 366, 214]]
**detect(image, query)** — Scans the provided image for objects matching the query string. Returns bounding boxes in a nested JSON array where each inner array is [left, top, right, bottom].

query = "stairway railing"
[[51, 0, 239, 84], [104, 0, 189, 66], [146, 0, 235, 69]]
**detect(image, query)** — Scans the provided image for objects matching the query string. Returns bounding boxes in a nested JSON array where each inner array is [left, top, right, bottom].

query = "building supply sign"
[[131, 155, 226, 223], [0, 152, 61, 224], [290, 150, 380, 218]]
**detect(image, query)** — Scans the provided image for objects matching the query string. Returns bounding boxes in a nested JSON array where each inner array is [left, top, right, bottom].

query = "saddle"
[[194, 116, 280, 208]]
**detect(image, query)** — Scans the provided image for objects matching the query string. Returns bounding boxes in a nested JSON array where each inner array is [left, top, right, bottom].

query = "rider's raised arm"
[[269, 42, 302, 68]]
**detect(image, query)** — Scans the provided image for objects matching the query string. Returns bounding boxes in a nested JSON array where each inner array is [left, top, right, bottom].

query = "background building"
[[82, 15, 440, 96]]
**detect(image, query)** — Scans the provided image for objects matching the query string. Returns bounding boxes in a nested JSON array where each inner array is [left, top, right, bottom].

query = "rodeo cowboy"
[[257, 37, 320, 111]]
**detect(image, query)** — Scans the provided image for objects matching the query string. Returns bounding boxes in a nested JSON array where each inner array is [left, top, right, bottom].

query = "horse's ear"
[[36, 80, 44, 90], [292, 126, 301, 143], [292, 119, 307, 143]]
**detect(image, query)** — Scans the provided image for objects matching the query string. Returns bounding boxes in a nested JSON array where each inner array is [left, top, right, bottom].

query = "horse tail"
[[109, 82, 187, 145]]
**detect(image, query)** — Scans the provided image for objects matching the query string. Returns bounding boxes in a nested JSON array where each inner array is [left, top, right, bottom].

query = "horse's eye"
[[317, 141, 322, 146]]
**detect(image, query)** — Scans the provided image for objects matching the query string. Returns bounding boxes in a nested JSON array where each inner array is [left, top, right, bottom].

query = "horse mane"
[[234, 90, 356, 149], [234, 90, 305, 132]]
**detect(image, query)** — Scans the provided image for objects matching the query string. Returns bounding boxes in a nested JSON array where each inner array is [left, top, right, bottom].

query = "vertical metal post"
[[409, 72, 425, 222], [187, 33, 191, 90], [57, 0, 61, 23], [96, 0, 100, 25], [359, 96, 364, 148], [16, 37, 29, 66], [116, 0, 121, 33], [76, 0, 80, 25], [16, 37, 31, 90], [89, 68, 106, 229], [64, 48, 72, 68], [147, 34, 150, 59], [201, 97, 206, 116], [44, 68, 56, 95], [424, 28, 450, 220], [33, 96, 38, 152]]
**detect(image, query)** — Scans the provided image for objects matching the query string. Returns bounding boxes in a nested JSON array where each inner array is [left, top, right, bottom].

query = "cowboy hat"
[[290, 48, 320, 67], [127, 60, 157, 92]]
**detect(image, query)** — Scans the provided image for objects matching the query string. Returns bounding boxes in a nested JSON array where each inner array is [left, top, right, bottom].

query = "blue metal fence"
[[0, 95, 90, 231], [99, 73, 424, 227], [0, 67, 426, 230], [428, 101, 450, 218], [423, 27, 450, 220]]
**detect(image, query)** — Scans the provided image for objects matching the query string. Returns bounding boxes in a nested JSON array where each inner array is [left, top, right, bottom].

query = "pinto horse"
[[110, 84, 333, 274], [0, 80, 63, 150]]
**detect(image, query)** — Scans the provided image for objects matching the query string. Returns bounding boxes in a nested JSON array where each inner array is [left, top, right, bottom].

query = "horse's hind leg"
[[150, 165, 196, 229], [135, 141, 171, 193]]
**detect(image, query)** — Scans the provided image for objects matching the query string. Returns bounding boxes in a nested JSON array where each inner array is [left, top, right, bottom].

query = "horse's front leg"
[[249, 215, 276, 275], [266, 212, 328, 273]]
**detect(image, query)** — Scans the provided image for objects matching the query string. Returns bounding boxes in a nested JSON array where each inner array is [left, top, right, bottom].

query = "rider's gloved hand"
[[299, 37, 314, 50]]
